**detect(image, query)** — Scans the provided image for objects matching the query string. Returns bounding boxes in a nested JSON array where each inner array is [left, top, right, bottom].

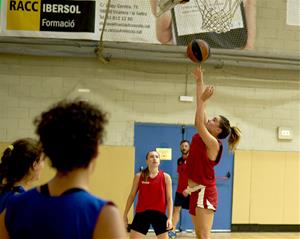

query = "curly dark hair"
[[0, 138, 42, 193], [34, 99, 108, 172]]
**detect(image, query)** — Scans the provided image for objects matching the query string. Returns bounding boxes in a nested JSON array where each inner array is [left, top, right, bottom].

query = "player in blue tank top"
[[0, 100, 126, 239], [0, 138, 44, 214]]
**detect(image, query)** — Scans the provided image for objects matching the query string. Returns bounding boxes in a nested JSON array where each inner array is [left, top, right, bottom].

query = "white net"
[[195, 0, 243, 33]]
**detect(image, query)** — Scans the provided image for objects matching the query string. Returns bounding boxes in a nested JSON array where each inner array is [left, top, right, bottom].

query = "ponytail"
[[141, 167, 150, 182], [0, 146, 14, 193], [228, 126, 241, 152], [218, 115, 241, 152], [0, 138, 42, 193], [142, 151, 151, 182]]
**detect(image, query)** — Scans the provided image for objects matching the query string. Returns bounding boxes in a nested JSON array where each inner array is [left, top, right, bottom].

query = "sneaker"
[[168, 231, 176, 239]]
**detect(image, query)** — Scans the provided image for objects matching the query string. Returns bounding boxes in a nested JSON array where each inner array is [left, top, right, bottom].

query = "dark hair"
[[0, 138, 42, 193], [218, 115, 241, 152], [180, 140, 190, 145], [141, 150, 158, 182], [34, 99, 108, 172]]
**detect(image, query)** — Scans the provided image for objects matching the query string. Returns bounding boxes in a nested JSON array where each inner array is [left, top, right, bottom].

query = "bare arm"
[[93, 205, 127, 239], [193, 67, 220, 161], [164, 173, 173, 230], [123, 173, 140, 226], [194, 70, 208, 126], [0, 211, 9, 239], [243, 0, 256, 50], [150, 0, 173, 43]]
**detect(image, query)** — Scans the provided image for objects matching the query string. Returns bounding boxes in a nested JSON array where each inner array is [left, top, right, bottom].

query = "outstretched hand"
[[201, 85, 214, 101]]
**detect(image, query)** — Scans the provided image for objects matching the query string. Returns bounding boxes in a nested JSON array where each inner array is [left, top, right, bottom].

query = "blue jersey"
[[5, 187, 108, 239], [0, 186, 25, 213]]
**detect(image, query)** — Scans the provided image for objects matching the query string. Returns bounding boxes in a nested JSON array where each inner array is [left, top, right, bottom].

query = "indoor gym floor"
[[144, 232, 300, 239]]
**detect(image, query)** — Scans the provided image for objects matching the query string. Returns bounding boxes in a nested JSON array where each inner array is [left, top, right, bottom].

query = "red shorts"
[[189, 185, 218, 216]]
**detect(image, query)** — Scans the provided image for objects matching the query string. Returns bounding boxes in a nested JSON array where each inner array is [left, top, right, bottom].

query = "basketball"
[[186, 39, 211, 63]]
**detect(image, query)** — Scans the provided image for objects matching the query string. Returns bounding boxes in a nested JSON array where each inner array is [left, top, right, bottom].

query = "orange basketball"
[[186, 39, 211, 63]]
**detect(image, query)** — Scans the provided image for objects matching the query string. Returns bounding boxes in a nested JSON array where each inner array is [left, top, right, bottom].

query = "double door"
[[134, 123, 234, 231]]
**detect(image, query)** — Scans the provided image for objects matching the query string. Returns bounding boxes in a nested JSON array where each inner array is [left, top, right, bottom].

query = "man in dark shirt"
[[169, 140, 190, 239]]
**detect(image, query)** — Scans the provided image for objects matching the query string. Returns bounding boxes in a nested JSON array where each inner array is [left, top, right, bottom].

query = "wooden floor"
[[145, 232, 300, 239]]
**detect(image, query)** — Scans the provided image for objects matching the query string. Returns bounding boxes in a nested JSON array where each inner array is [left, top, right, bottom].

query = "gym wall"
[[0, 0, 299, 228]]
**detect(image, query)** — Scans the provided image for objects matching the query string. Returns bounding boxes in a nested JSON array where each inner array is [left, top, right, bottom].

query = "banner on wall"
[[0, 0, 159, 42], [0, 0, 98, 39], [171, 1, 250, 48], [0, 0, 256, 49], [98, 0, 159, 44]]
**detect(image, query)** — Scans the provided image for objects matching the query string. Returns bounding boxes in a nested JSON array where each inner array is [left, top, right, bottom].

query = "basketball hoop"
[[195, 0, 243, 33]]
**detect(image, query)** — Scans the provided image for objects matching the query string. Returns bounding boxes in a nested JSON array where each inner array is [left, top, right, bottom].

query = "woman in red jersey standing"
[[123, 150, 173, 239], [187, 66, 241, 239]]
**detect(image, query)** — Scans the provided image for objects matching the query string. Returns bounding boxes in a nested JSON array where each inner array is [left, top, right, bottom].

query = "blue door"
[[134, 123, 233, 231]]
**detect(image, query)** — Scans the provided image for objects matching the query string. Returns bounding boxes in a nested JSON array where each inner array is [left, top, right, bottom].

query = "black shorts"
[[130, 210, 168, 235], [174, 192, 190, 210]]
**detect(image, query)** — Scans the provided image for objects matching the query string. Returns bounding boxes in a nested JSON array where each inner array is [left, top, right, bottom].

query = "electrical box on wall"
[[277, 127, 293, 140], [179, 96, 193, 102]]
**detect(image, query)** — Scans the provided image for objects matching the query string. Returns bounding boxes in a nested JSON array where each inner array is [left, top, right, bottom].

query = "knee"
[[194, 229, 210, 239], [199, 232, 211, 239]]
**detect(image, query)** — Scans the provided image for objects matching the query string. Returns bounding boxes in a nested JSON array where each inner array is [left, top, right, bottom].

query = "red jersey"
[[135, 170, 166, 214], [187, 134, 223, 187], [176, 155, 189, 193]]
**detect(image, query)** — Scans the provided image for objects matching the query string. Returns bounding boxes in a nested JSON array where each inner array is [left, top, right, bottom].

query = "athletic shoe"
[[168, 231, 176, 239]]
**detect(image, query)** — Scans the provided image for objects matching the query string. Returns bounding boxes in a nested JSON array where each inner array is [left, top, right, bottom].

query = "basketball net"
[[195, 0, 243, 33]]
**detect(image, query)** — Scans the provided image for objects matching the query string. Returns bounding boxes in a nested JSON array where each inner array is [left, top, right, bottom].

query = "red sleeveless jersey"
[[135, 170, 166, 214], [187, 134, 223, 187], [176, 155, 188, 193]]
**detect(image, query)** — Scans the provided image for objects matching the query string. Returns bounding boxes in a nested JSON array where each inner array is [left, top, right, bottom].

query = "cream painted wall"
[[233, 150, 300, 224], [256, 0, 300, 55]]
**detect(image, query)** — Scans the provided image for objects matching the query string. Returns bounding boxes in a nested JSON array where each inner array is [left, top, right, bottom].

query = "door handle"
[[216, 172, 231, 181]]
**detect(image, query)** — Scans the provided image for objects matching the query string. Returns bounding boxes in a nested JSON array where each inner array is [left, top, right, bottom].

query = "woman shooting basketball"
[[187, 66, 241, 239]]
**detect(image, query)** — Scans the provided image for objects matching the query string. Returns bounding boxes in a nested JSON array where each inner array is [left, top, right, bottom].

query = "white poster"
[[98, 0, 159, 43], [287, 0, 300, 26], [0, 0, 2, 32]]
